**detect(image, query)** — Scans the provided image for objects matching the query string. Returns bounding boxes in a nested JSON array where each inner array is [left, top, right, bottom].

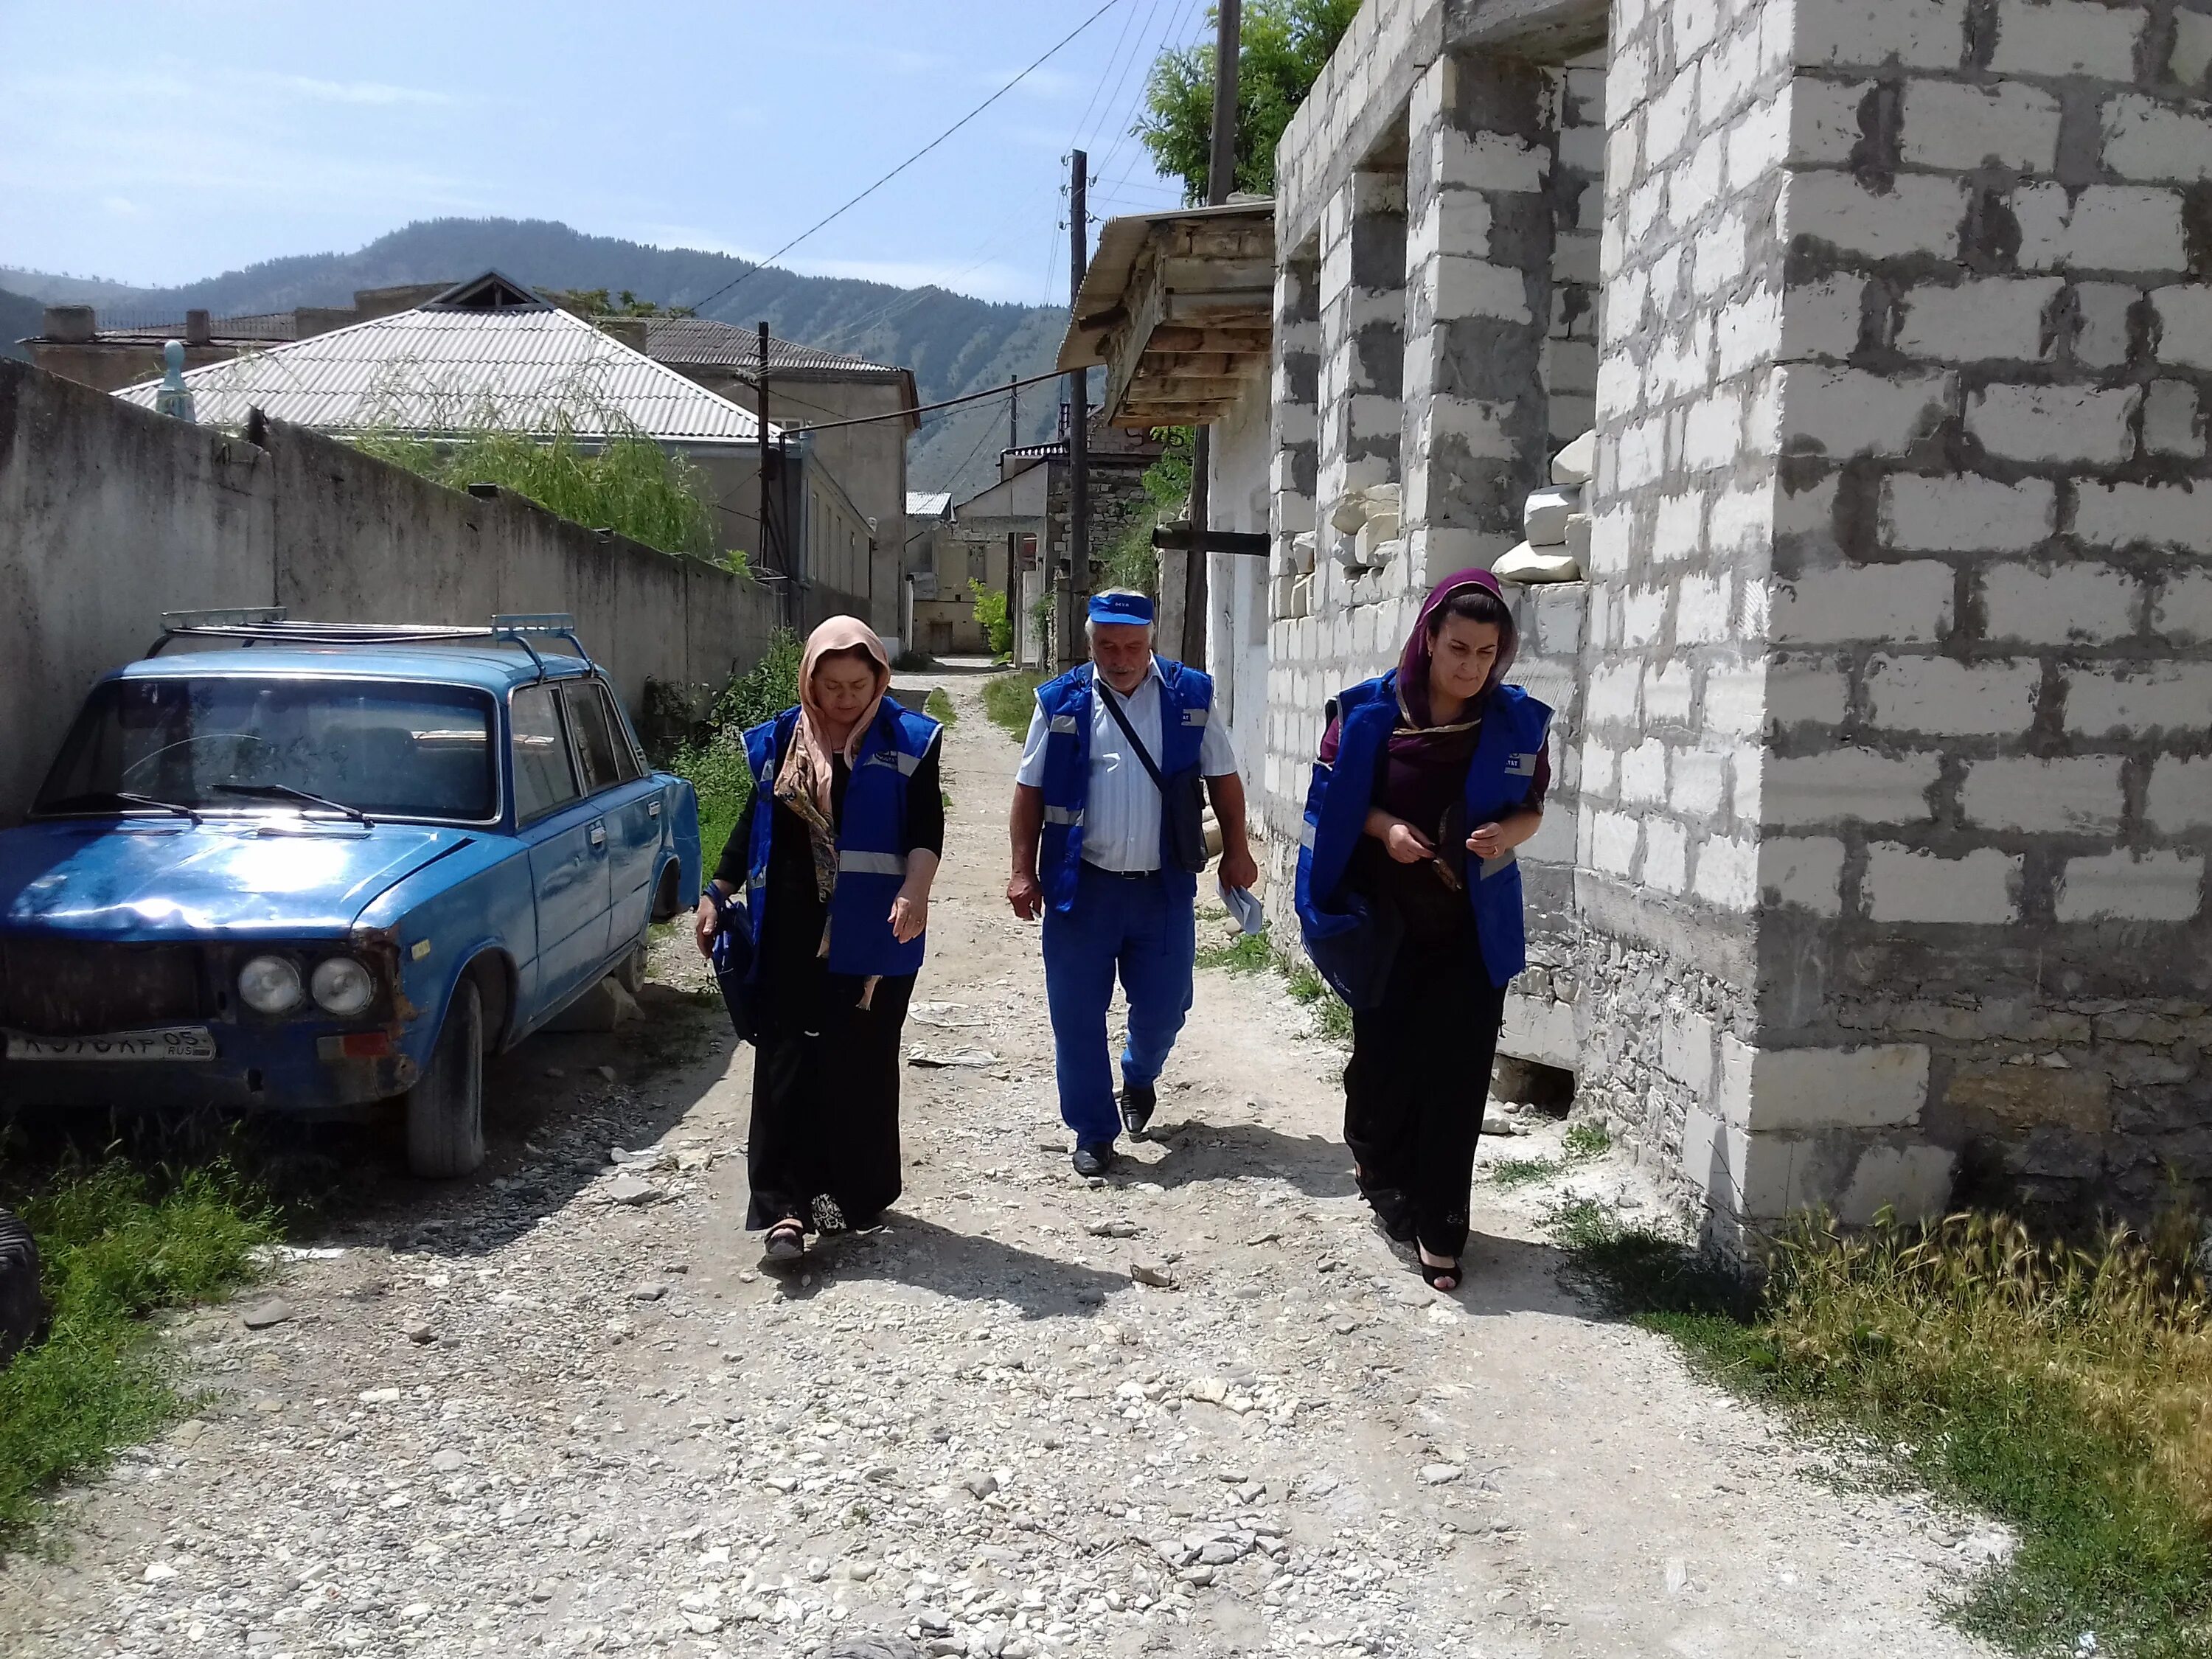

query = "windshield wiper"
[[213, 783, 374, 826], [38, 790, 205, 824]]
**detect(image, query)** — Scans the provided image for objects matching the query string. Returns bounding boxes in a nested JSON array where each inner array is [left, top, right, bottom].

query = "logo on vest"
[[1505, 751, 1539, 778]]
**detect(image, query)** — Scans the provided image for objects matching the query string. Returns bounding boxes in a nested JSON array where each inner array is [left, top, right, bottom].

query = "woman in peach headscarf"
[[694, 617, 943, 1262]]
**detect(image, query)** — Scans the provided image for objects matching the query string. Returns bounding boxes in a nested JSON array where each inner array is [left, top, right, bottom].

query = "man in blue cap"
[[1006, 589, 1259, 1175]]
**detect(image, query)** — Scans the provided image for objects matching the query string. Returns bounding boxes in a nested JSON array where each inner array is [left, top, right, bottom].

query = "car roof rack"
[[148, 610, 595, 677]]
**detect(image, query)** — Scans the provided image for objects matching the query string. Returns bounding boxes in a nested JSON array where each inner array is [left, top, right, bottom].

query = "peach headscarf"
[[783, 614, 892, 819]]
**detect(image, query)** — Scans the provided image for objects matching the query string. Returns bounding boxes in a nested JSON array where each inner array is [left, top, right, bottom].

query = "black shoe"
[[1119, 1081, 1157, 1138], [1072, 1142, 1114, 1178]]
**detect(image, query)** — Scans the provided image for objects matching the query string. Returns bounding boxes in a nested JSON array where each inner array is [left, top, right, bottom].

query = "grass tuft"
[[0, 1160, 278, 1551], [1195, 932, 1271, 973], [1554, 1200, 2212, 1658], [1562, 1120, 1612, 1159], [925, 687, 958, 728], [981, 672, 1046, 742]]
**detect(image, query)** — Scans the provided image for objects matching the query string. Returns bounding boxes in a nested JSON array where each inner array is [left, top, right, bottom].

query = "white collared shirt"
[[1015, 656, 1239, 872]]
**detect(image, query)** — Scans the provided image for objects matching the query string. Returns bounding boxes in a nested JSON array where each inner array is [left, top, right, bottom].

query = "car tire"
[[0, 1207, 46, 1368], [406, 977, 484, 1179], [616, 936, 648, 996]]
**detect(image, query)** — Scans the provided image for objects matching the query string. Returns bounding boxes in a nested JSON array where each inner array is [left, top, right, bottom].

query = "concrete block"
[[1966, 383, 2138, 465], [1663, 1008, 1718, 1094], [2056, 849, 2205, 922], [1717, 1033, 1756, 1124], [1739, 1044, 1933, 1132], [1865, 655, 2040, 735], [1946, 1067, 2112, 1134], [1621, 738, 1669, 804], [1773, 560, 1955, 644], [1652, 491, 1705, 563], [1592, 809, 1641, 876], [2154, 570, 2212, 640], [1895, 277, 2063, 364], [1762, 835, 1846, 914], [1692, 832, 1760, 910], [1708, 482, 1773, 557], [1990, 0, 2143, 80], [2147, 755, 2212, 832], [1767, 746, 1941, 826], [1837, 1144, 1958, 1227], [2103, 94, 2212, 184], [1645, 818, 1690, 893], [1780, 366, 1954, 458], [1621, 585, 1669, 647], [1644, 660, 1696, 723], [1789, 76, 1879, 167], [1880, 473, 2054, 552], [2175, 7, 2212, 87], [1433, 256, 1535, 324], [2066, 664, 2212, 735], [1778, 275, 1867, 361], [1795, 0, 1967, 70], [1900, 80, 2059, 172], [1865, 843, 2024, 923], [2014, 183, 2189, 273], [2073, 282, 2138, 369], [1982, 561, 2140, 643], [1782, 171, 1969, 260], [1523, 487, 1579, 546], [1587, 661, 1642, 723], [1770, 658, 1851, 725], [2143, 380, 2201, 454], [2152, 284, 2212, 370], [1671, 747, 1728, 818], [1960, 754, 2126, 832], [2076, 482, 2212, 553], [1683, 392, 1744, 471], [1732, 748, 1764, 823], [1704, 667, 1769, 736], [1676, 572, 1735, 642], [543, 975, 641, 1034]]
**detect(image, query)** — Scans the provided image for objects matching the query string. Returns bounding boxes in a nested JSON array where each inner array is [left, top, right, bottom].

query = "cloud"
[[268, 75, 454, 108], [101, 196, 139, 216]]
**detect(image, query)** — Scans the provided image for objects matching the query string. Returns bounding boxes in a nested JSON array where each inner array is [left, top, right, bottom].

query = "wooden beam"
[[1163, 289, 1273, 320], [1148, 324, 1273, 352], [1152, 521, 1270, 556]]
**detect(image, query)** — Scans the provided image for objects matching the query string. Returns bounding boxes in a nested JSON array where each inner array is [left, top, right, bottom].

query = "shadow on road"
[[1133, 1116, 1361, 1201], [771, 1211, 1129, 1318]]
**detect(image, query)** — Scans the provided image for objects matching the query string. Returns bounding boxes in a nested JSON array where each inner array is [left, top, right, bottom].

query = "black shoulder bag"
[[1094, 678, 1210, 874]]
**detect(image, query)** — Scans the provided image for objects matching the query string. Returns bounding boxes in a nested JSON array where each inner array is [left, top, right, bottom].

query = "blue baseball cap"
[[1088, 591, 1155, 625]]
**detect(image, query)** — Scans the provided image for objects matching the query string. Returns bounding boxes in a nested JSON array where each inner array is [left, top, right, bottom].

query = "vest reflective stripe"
[[735, 701, 941, 980], [1295, 676, 1552, 999], [1034, 660, 1212, 913], [839, 850, 908, 876]]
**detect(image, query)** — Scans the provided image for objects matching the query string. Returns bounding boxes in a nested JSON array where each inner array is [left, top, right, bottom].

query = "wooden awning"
[[1056, 201, 1275, 429]]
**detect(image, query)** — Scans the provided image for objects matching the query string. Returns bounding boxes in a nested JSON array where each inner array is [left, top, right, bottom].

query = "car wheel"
[[0, 1207, 46, 1368], [616, 936, 648, 996], [406, 977, 484, 1179]]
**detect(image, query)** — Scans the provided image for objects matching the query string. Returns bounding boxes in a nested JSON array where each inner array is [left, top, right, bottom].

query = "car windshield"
[[35, 676, 498, 823]]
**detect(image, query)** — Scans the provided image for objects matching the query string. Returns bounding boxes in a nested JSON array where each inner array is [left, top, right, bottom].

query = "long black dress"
[[714, 724, 943, 1235]]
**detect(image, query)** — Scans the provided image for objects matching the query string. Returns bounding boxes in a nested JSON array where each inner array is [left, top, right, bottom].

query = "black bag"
[[707, 888, 758, 1044], [1096, 678, 1209, 875]]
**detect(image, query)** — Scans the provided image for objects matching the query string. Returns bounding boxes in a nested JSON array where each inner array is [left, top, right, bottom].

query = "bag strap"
[[1095, 678, 1169, 796]]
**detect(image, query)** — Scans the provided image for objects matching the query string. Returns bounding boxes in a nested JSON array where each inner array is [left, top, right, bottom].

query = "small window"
[[596, 686, 644, 785], [561, 681, 626, 795], [511, 684, 579, 821]]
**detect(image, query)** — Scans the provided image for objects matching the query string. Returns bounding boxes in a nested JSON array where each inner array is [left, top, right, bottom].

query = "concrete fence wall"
[[0, 359, 778, 823]]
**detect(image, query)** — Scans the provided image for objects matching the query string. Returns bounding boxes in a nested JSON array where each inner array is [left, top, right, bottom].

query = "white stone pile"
[[1493, 430, 1593, 585], [1327, 481, 1402, 574]]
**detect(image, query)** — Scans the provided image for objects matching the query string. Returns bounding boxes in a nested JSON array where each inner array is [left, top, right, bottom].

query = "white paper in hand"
[[1218, 877, 1265, 936]]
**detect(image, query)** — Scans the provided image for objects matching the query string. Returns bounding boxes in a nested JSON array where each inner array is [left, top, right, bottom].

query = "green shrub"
[[970, 580, 1014, 658], [668, 630, 804, 872]]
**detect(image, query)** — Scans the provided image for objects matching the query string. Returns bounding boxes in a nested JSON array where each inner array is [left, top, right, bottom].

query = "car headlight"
[[238, 955, 304, 1015], [310, 956, 376, 1018]]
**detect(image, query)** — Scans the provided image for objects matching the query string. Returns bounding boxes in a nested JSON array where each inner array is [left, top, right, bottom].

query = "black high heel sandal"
[[1418, 1254, 1461, 1292]]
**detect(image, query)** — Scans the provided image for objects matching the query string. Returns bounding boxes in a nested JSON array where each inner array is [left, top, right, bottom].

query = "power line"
[[785, 366, 1071, 434], [688, 0, 1130, 320]]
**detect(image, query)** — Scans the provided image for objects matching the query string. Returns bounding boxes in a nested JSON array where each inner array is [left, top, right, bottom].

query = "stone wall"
[[0, 360, 779, 823]]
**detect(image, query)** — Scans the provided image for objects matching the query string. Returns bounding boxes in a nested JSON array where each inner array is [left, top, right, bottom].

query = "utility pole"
[[1062, 147, 1091, 670], [757, 321, 787, 630], [1182, 0, 1240, 670], [1009, 372, 1019, 452]]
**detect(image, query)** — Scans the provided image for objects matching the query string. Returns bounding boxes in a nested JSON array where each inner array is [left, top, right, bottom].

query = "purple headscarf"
[[1321, 567, 1518, 770]]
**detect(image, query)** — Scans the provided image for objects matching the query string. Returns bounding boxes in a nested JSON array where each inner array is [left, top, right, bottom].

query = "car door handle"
[[648, 800, 661, 818], [588, 822, 607, 849]]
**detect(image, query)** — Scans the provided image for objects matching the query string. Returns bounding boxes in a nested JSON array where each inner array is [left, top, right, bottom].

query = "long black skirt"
[[1342, 928, 1507, 1259], [745, 964, 913, 1234]]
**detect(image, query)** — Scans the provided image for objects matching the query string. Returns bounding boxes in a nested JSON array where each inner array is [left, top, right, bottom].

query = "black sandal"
[[1418, 1254, 1461, 1293], [763, 1219, 806, 1261]]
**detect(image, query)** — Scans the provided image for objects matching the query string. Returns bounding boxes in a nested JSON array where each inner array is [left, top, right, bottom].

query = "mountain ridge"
[[1, 218, 1075, 495]]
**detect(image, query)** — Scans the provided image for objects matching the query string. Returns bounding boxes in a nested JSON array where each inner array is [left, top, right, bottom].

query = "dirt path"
[[0, 668, 2000, 1659]]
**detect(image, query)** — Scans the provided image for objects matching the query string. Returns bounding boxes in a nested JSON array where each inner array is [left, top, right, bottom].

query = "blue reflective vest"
[[737, 700, 940, 978], [1034, 658, 1213, 912], [1295, 675, 1551, 1002]]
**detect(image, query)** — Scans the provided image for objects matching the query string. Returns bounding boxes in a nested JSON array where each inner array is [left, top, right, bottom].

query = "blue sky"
[[0, 0, 1204, 302]]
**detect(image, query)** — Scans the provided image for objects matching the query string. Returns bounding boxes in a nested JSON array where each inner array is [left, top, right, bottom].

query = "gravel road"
[[0, 668, 2002, 1659]]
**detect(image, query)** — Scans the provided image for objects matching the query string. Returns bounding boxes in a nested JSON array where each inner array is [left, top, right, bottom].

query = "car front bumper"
[[0, 1021, 426, 1117]]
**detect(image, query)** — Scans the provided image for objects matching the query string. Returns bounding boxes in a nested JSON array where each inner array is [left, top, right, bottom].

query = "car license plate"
[[4, 1026, 217, 1062]]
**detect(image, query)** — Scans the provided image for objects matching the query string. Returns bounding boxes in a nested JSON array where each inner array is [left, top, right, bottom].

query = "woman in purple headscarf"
[[1295, 570, 1553, 1292]]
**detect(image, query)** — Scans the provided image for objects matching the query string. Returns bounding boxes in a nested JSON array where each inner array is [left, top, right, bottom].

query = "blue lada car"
[[0, 612, 700, 1178]]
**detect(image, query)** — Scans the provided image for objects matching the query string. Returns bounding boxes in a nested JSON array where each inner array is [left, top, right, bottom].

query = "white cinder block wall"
[[1261, 0, 2212, 1245]]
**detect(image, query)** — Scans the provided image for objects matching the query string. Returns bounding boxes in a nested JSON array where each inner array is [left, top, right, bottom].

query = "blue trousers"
[[1040, 864, 1196, 1145]]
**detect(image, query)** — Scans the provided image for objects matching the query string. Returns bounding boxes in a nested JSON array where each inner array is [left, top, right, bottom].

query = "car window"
[[596, 686, 645, 785], [511, 685, 580, 821], [561, 681, 625, 796]]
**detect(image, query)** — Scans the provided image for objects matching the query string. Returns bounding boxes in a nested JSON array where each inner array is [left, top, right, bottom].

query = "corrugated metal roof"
[[644, 317, 902, 376], [905, 491, 952, 520], [115, 305, 772, 445]]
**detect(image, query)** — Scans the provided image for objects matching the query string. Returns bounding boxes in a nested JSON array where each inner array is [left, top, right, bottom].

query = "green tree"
[[1134, 0, 1362, 203], [970, 579, 1014, 658]]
